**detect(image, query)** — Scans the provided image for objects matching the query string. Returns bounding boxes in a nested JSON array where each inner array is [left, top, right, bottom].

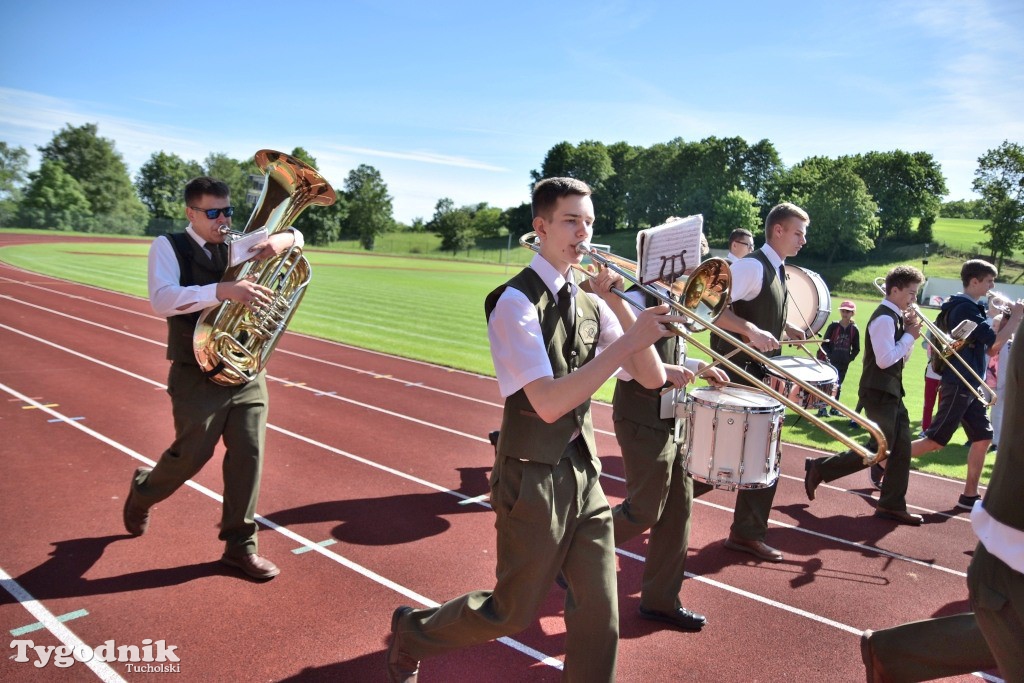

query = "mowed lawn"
[[0, 231, 995, 487]]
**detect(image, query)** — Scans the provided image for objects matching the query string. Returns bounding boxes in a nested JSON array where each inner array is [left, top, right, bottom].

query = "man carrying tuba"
[[121, 175, 304, 581]]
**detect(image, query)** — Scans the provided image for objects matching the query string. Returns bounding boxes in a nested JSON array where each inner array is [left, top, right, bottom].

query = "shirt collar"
[[185, 224, 211, 249], [759, 242, 785, 270], [530, 253, 578, 297], [881, 299, 904, 317]]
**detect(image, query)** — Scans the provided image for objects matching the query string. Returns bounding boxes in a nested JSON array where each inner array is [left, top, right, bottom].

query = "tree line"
[[1, 124, 1022, 267]]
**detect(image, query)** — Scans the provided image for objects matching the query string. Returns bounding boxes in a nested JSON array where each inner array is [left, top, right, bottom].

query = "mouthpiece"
[[575, 242, 592, 255]]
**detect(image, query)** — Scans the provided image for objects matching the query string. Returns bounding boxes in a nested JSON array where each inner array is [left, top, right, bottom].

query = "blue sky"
[[2, 0, 1022, 223]]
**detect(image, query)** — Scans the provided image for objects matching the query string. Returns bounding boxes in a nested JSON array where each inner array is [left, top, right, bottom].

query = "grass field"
[[1, 227, 999, 487]]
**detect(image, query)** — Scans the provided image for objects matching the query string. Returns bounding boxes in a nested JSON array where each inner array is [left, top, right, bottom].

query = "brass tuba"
[[193, 150, 336, 386]]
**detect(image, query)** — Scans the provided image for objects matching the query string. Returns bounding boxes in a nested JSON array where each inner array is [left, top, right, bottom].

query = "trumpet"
[[521, 232, 889, 465], [987, 291, 1017, 316], [874, 278, 995, 406]]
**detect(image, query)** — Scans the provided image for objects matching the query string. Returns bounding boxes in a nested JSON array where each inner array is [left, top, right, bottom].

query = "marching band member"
[[386, 177, 680, 683], [610, 242, 728, 631], [804, 266, 924, 525], [700, 202, 810, 563]]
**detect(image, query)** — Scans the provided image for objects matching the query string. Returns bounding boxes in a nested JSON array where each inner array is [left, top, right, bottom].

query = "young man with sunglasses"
[[123, 176, 302, 580]]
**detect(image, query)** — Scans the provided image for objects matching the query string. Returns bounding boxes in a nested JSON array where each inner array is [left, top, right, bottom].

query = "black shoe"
[[829, 408, 842, 416], [956, 494, 981, 511], [804, 458, 823, 501], [638, 605, 707, 631], [869, 464, 884, 490], [386, 607, 419, 682]]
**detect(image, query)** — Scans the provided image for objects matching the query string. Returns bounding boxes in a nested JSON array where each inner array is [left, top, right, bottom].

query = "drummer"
[[698, 202, 810, 563], [611, 235, 728, 631]]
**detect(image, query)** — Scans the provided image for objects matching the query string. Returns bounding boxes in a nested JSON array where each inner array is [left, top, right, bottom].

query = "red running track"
[[0, 234, 1000, 682]]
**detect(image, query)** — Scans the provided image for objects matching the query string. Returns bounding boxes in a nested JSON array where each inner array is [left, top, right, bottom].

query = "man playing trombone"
[[804, 266, 924, 525], [701, 202, 810, 562], [909, 259, 1022, 511]]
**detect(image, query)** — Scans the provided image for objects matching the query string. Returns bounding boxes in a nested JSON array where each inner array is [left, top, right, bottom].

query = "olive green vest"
[[484, 268, 600, 465], [710, 249, 786, 377], [613, 286, 677, 429], [164, 232, 223, 364], [983, 319, 1024, 530], [859, 304, 905, 398]]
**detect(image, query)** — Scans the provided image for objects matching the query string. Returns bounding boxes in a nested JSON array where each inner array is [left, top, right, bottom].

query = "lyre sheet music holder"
[[636, 215, 704, 286]]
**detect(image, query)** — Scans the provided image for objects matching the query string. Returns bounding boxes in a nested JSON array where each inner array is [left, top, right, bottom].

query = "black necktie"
[[558, 282, 574, 331], [210, 242, 228, 271], [778, 264, 788, 293]]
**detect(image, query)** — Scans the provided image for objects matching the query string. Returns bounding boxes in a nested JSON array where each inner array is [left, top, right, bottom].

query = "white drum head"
[[784, 265, 831, 334], [765, 356, 839, 384], [689, 385, 781, 412]]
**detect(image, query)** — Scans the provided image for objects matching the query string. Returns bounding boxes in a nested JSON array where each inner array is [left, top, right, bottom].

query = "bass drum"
[[784, 265, 831, 335]]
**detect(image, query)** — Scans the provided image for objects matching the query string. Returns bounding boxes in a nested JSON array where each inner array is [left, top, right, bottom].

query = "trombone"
[[874, 278, 996, 406], [521, 232, 889, 466]]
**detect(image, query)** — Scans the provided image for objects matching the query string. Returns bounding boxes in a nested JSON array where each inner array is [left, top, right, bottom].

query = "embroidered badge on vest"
[[579, 319, 599, 344]]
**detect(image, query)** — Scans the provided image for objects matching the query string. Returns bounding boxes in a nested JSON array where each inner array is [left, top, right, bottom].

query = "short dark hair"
[[961, 259, 997, 287], [764, 202, 809, 232], [885, 265, 924, 294], [729, 228, 753, 245], [184, 176, 230, 206], [531, 177, 592, 220]]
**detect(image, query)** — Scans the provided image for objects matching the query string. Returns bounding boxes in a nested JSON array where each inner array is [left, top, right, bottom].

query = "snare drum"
[[681, 386, 784, 491], [764, 356, 839, 409], [785, 265, 831, 335]]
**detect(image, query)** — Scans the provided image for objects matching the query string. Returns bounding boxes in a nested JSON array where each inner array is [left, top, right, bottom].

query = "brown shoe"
[[220, 553, 280, 580], [724, 533, 783, 562], [122, 467, 151, 536], [804, 458, 823, 501], [874, 507, 923, 526], [387, 606, 419, 683]]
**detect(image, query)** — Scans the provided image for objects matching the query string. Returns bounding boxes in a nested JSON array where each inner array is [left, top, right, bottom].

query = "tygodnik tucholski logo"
[[9, 638, 181, 672]]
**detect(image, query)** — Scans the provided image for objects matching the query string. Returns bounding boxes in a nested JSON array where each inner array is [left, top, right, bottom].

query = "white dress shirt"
[[728, 243, 786, 303], [866, 299, 915, 369], [148, 225, 303, 318], [488, 254, 624, 398]]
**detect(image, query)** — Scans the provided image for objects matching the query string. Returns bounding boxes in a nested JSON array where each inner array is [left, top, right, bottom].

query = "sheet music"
[[228, 228, 270, 267], [636, 215, 704, 285]]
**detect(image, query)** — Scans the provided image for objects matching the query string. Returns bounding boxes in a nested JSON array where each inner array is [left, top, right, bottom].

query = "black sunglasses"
[[191, 206, 234, 219]]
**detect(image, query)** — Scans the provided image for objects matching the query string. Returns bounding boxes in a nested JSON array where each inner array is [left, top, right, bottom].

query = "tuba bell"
[[193, 150, 336, 386]]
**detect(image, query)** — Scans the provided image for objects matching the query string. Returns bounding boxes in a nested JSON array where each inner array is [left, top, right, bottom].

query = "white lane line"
[[0, 567, 125, 682], [0, 381, 563, 673], [0, 322, 977, 580]]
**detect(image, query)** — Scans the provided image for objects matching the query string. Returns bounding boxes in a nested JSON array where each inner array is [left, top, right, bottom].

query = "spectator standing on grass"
[[818, 300, 860, 417]]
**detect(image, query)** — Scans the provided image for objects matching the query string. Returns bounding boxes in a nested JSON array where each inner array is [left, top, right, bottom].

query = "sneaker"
[[829, 408, 842, 416], [988, 443, 997, 453], [816, 408, 828, 418], [917, 431, 927, 439], [956, 494, 981, 511], [848, 420, 860, 429]]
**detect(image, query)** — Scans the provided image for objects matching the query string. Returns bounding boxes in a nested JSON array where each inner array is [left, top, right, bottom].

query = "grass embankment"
[[1, 221, 1007, 487]]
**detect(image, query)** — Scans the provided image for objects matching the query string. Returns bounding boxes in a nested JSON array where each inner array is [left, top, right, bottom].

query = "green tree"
[[470, 202, 504, 239], [135, 151, 203, 219], [851, 150, 947, 242], [941, 198, 987, 219], [973, 141, 1024, 268], [18, 160, 92, 231], [712, 188, 761, 241], [37, 123, 147, 232], [205, 152, 256, 219], [430, 197, 475, 254], [532, 140, 617, 233], [342, 164, 393, 250], [741, 139, 783, 207], [790, 164, 877, 264], [0, 141, 30, 225]]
